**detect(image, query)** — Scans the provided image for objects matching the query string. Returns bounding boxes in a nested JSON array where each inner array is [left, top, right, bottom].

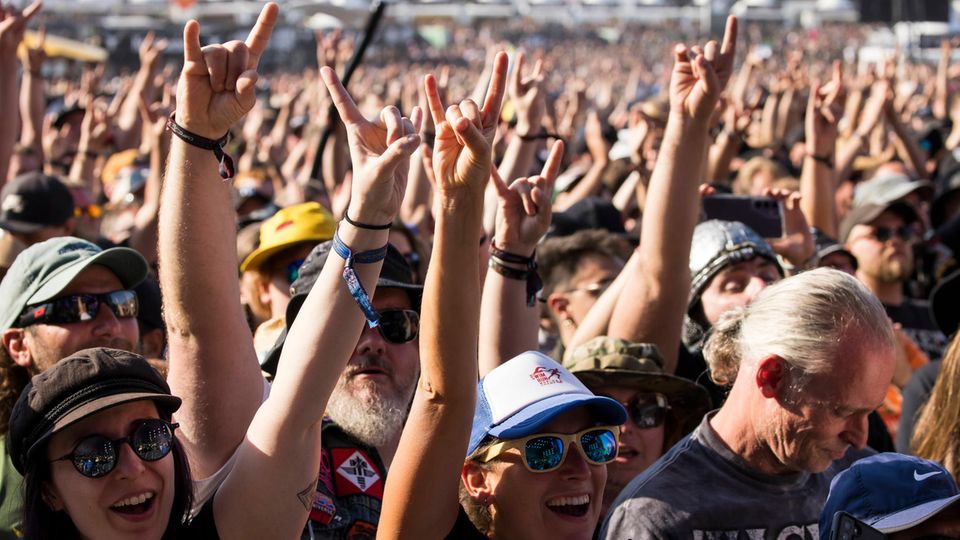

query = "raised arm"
[[159, 7, 278, 481], [800, 63, 843, 238], [0, 1, 40, 185], [479, 140, 563, 377], [606, 17, 738, 374], [18, 29, 45, 167], [128, 98, 170, 267], [379, 53, 507, 539], [216, 58, 422, 540]]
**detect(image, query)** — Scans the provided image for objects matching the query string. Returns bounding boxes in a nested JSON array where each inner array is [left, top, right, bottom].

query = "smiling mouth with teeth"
[[545, 494, 591, 517], [110, 492, 155, 515]]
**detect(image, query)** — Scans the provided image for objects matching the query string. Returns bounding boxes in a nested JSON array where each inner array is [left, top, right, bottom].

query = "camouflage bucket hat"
[[564, 336, 711, 438]]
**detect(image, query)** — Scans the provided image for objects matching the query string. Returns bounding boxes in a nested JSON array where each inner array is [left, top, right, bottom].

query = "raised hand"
[[175, 2, 278, 140], [857, 75, 889, 138], [509, 51, 546, 136], [669, 16, 737, 123], [490, 140, 564, 255], [321, 67, 422, 226], [806, 60, 844, 157], [0, 0, 41, 59], [424, 51, 508, 200], [22, 26, 45, 72], [762, 187, 814, 266], [138, 31, 168, 70]]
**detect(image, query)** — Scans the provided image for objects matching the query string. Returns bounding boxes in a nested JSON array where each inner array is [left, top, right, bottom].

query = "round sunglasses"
[[51, 419, 179, 478], [476, 426, 620, 473]]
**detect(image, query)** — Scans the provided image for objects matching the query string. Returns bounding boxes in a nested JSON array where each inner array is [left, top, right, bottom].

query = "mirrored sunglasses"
[[620, 393, 670, 430], [51, 419, 179, 479], [477, 426, 620, 473], [17, 290, 139, 327], [285, 258, 305, 285], [376, 309, 419, 344]]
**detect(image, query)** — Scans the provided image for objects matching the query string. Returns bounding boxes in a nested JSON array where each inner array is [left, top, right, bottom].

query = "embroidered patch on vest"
[[332, 448, 383, 499]]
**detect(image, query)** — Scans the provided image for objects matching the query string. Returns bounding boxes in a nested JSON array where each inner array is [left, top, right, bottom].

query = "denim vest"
[[302, 420, 386, 540]]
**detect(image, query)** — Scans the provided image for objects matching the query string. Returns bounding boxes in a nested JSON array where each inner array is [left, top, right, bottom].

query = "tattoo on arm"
[[297, 475, 319, 511]]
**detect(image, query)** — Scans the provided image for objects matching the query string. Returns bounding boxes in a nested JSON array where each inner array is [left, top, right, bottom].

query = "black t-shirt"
[[444, 506, 487, 540], [179, 497, 219, 539], [895, 360, 942, 453], [600, 414, 872, 540], [885, 300, 948, 361]]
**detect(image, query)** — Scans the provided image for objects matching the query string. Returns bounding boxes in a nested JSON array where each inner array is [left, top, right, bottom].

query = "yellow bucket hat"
[[239, 202, 335, 272]]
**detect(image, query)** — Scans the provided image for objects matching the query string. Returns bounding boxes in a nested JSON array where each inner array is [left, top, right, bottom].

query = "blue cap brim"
[[871, 494, 960, 533], [489, 394, 626, 440]]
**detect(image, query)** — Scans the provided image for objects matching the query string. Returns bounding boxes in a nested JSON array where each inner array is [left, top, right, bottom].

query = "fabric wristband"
[[166, 113, 235, 180], [332, 228, 388, 328]]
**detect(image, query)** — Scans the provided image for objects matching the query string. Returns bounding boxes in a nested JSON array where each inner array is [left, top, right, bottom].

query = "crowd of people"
[[0, 1, 960, 538]]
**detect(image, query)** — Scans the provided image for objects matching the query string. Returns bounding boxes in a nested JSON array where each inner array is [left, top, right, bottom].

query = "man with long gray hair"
[[601, 268, 896, 539]]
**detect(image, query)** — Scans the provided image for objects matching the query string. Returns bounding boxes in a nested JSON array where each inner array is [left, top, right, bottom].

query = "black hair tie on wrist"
[[344, 213, 392, 230], [166, 113, 235, 180]]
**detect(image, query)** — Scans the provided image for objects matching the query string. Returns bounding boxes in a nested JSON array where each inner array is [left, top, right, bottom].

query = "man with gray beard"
[[259, 239, 421, 538]]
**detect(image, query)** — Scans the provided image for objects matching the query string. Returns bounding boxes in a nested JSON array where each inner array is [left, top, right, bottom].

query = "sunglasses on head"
[[376, 309, 419, 344], [869, 225, 916, 243], [51, 419, 178, 479], [477, 426, 620, 473], [17, 290, 138, 327], [612, 393, 669, 430]]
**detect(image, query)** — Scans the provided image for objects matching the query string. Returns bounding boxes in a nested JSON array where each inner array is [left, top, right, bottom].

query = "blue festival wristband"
[[332, 228, 388, 328]]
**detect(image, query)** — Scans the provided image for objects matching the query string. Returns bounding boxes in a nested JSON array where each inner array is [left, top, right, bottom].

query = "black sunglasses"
[[608, 393, 669, 430], [377, 309, 419, 344], [17, 290, 138, 327], [51, 419, 179, 478], [870, 225, 916, 243]]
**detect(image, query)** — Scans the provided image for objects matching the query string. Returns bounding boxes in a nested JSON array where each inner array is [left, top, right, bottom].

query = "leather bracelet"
[[489, 242, 534, 265], [344, 213, 392, 230], [489, 252, 543, 308], [166, 113, 235, 180], [518, 131, 561, 141], [489, 257, 528, 280]]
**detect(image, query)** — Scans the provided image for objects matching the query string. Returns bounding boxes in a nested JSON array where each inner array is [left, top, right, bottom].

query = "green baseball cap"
[[0, 237, 149, 331]]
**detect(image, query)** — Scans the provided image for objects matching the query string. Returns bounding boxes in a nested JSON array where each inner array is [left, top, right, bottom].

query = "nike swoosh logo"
[[915, 470, 942, 481]]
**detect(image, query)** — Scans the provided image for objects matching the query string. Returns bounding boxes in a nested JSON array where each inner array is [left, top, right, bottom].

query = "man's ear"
[[255, 271, 272, 308], [755, 355, 786, 399], [2, 328, 33, 369], [461, 461, 495, 505], [546, 293, 570, 323]]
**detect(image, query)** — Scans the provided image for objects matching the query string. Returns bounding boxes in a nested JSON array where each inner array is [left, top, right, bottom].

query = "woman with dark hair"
[[10, 348, 200, 539]]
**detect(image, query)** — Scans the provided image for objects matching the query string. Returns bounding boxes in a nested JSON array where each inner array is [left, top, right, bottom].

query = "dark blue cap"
[[820, 453, 960, 539]]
